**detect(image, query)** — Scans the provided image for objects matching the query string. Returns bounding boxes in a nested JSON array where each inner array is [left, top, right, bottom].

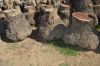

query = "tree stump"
[[37, 5, 69, 41], [72, 0, 98, 25], [24, 6, 36, 28], [4, 9, 32, 41], [58, 4, 70, 20], [63, 12, 99, 50]]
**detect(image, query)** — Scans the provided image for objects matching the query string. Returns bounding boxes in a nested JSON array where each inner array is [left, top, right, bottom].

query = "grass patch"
[[29, 64, 34, 66], [7, 43, 18, 50], [59, 63, 68, 66], [47, 39, 79, 56]]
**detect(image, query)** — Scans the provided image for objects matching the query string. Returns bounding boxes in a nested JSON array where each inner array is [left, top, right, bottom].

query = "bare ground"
[[0, 37, 100, 66]]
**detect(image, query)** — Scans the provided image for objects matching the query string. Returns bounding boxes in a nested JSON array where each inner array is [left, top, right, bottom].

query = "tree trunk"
[[4, 9, 32, 41], [37, 5, 70, 41], [72, 0, 98, 25], [63, 12, 99, 49]]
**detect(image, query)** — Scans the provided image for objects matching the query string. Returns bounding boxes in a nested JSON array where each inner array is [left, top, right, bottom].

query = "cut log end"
[[60, 4, 70, 8], [72, 12, 93, 22]]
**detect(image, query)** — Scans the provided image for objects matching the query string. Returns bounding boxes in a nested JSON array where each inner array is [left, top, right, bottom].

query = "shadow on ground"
[[1, 30, 100, 54]]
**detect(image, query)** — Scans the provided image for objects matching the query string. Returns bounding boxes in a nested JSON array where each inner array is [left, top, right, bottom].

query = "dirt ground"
[[0, 37, 100, 66]]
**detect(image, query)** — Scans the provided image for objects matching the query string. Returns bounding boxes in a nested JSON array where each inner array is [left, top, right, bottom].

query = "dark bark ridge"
[[0, 10, 6, 35]]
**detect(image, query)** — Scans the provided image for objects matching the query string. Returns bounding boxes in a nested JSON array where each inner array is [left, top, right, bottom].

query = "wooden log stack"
[[0, 0, 99, 49]]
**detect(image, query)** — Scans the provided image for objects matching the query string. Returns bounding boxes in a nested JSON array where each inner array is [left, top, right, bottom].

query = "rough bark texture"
[[63, 12, 99, 49], [72, 0, 98, 25], [4, 9, 32, 41], [3, 0, 13, 9], [93, 0, 100, 17], [37, 5, 70, 41], [24, 6, 35, 27]]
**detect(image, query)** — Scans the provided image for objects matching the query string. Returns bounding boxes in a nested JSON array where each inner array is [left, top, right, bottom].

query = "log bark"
[[37, 5, 69, 41], [24, 6, 36, 28], [93, 0, 100, 17], [72, 0, 98, 25], [4, 9, 32, 41], [63, 12, 99, 49], [58, 4, 70, 19], [3, 0, 13, 9]]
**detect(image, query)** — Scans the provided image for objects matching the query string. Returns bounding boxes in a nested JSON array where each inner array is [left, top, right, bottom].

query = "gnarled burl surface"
[[37, 5, 69, 41], [63, 12, 99, 50], [4, 9, 32, 41]]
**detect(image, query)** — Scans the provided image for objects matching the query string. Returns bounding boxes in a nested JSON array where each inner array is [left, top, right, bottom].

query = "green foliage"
[[29, 64, 34, 66], [96, 25, 100, 29], [47, 39, 79, 56]]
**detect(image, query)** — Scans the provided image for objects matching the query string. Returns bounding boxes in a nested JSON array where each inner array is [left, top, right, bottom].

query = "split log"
[[4, 9, 32, 41], [72, 0, 98, 25], [37, 5, 69, 41], [63, 12, 99, 50]]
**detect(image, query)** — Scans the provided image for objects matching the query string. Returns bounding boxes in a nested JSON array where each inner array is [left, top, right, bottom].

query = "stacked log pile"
[[0, 0, 99, 49]]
